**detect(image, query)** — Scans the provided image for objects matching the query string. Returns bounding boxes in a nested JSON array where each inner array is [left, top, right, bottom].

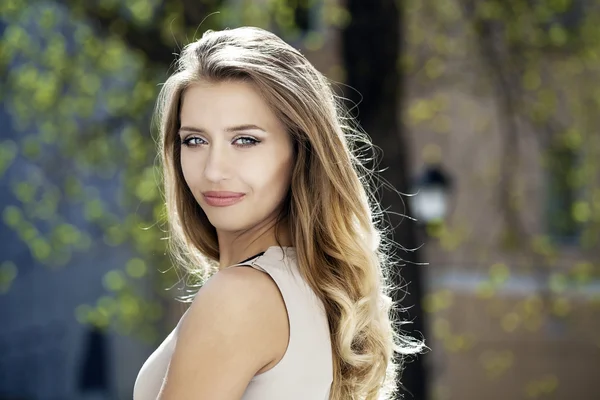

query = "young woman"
[[133, 26, 425, 400]]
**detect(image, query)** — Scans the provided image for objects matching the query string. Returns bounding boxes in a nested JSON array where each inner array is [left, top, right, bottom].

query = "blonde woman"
[[133, 26, 425, 400]]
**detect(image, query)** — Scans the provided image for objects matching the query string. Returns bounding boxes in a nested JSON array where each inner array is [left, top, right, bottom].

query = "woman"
[[133, 26, 425, 400]]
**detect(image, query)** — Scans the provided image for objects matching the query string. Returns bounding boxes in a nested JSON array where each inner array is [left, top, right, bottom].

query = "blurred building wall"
[[403, 5, 600, 399]]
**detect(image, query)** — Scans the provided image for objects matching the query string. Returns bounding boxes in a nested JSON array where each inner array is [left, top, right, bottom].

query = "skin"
[[178, 79, 295, 269], [158, 80, 294, 399]]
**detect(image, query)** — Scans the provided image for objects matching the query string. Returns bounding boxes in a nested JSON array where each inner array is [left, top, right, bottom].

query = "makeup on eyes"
[[178, 124, 266, 145], [180, 135, 261, 148], [178, 124, 267, 136]]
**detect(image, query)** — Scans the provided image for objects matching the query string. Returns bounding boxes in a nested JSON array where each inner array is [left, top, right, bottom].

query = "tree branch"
[[56, 0, 223, 67]]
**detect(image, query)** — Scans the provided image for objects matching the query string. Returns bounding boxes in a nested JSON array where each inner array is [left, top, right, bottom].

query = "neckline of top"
[[227, 246, 295, 268], [256, 245, 295, 259]]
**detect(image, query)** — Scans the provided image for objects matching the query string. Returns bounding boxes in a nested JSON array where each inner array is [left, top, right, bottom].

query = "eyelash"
[[180, 136, 261, 148]]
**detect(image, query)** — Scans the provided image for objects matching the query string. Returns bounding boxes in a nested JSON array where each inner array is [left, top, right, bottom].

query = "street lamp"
[[410, 162, 452, 225]]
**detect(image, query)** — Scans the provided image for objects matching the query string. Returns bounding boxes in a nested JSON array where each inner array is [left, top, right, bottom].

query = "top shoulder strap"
[[225, 251, 266, 269]]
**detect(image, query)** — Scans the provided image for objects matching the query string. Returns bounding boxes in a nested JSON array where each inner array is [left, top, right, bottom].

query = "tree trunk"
[[341, 1, 428, 399]]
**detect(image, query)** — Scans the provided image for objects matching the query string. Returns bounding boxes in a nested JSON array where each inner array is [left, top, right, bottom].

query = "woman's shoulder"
[[157, 266, 288, 397], [189, 266, 283, 321], [181, 266, 289, 350]]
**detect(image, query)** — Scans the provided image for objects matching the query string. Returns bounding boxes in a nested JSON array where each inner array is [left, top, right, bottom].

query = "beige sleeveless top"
[[133, 246, 333, 399]]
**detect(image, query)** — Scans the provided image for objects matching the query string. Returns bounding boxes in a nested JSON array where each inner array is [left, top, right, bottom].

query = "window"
[[544, 141, 585, 244]]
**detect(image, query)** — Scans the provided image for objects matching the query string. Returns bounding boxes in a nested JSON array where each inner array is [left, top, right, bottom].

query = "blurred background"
[[1, 0, 599, 399]]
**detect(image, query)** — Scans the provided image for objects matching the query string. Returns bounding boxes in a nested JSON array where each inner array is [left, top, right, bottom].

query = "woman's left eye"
[[234, 137, 260, 147]]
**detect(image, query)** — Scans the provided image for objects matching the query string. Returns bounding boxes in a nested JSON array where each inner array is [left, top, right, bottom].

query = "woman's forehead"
[[180, 81, 285, 134]]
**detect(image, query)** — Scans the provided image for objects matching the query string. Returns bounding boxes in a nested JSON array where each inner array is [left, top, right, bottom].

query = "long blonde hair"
[[155, 26, 425, 400]]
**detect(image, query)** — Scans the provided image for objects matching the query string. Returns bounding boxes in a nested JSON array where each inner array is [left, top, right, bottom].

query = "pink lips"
[[202, 191, 246, 207]]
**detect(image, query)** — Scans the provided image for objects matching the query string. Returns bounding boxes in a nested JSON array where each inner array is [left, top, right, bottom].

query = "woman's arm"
[[157, 266, 287, 400]]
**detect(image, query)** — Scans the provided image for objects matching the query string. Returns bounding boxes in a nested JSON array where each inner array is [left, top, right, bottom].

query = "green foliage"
[[0, 1, 170, 341]]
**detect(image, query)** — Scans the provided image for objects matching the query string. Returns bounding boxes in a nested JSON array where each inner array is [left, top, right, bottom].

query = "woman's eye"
[[181, 137, 205, 147], [181, 136, 260, 147], [234, 137, 260, 147]]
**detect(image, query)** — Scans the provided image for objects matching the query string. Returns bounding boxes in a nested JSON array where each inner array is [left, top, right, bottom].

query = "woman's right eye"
[[181, 137, 205, 147]]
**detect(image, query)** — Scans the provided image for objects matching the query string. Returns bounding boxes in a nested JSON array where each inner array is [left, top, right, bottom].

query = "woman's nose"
[[202, 145, 231, 182]]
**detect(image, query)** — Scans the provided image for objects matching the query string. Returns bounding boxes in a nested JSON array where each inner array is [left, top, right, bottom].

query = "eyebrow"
[[178, 124, 266, 135]]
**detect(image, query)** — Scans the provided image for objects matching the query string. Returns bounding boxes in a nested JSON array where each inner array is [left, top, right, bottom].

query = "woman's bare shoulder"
[[157, 266, 287, 399]]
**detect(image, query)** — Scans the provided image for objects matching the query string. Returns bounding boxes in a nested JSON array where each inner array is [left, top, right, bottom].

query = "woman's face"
[[178, 80, 294, 237]]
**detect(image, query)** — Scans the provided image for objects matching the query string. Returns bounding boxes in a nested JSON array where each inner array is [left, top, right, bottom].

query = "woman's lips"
[[203, 194, 246, 207]]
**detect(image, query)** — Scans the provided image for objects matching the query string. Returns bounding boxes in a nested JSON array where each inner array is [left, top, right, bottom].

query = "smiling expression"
[[178, 79, 295, 234]]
